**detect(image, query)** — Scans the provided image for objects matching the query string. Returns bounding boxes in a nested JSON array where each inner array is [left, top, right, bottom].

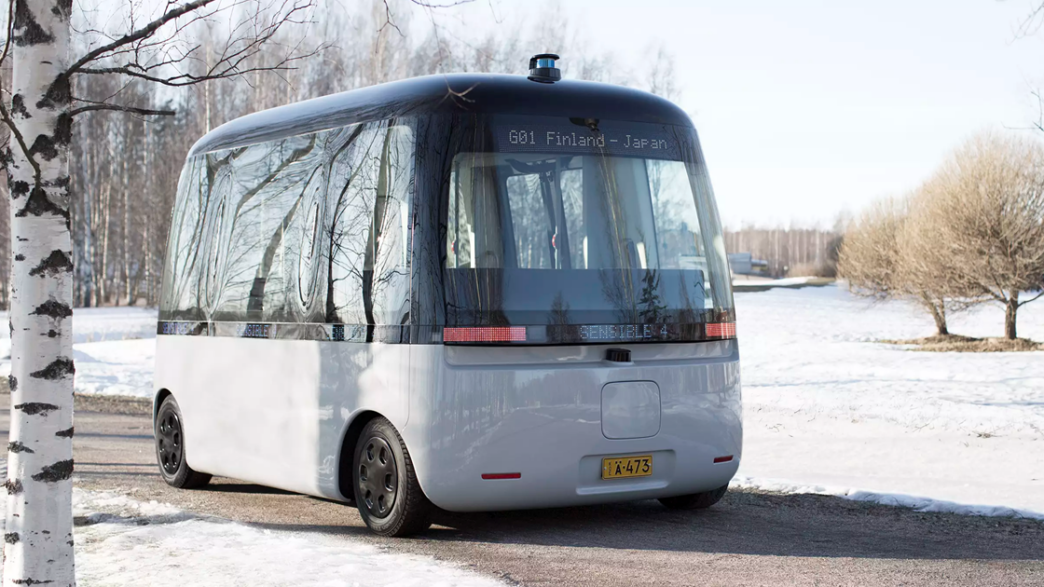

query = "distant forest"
[[724, 227, 843, 278]]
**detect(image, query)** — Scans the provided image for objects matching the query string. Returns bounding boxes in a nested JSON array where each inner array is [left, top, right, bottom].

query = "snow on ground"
[[0, 307, 157, 398], [732, 275, 824, 288], [730, 476, 1044, 521], [734, 285, 1044, 519], [0, 461, 502, 587], [71, 491, 501, 587], [73, 340, 155, 398]]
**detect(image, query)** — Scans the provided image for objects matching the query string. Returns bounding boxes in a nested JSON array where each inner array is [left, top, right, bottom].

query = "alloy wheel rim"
[[357, 436, 397, 518], [157, 410, 183, 475]]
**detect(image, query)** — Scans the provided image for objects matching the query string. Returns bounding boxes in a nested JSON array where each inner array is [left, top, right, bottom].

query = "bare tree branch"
[[68, 104, 176, 117], [69, 0, 317, 94], [66, 0, 218, 76]]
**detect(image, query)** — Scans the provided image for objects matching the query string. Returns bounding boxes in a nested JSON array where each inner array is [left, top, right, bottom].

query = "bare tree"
[[837, 195, 963, 336], [916, 132, 1044, 339], [645, 44, 677, 100]]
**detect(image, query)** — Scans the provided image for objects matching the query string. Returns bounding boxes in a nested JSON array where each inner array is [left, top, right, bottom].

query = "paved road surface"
[[5, 395, 1044, 587]]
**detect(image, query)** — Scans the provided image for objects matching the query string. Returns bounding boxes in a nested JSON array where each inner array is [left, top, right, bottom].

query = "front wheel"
[[154, 395, 212, 489], [353, 417, 433, 537], [659, 485, 728, 510]]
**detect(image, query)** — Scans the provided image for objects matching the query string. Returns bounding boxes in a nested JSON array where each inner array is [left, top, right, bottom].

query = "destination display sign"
[[492, 118, 686, 159]]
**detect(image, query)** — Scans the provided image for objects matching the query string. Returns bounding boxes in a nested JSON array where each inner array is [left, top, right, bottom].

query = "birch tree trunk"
[[3, 1, 75, 586]]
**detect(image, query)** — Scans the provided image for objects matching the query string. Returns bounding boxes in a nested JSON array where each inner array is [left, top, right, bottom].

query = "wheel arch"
[[337, 410, 383, 501], [154, 388, 173, 423]]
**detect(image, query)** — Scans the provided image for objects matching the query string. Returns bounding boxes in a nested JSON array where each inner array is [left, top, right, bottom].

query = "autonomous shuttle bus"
[[153, 55, 741, 536]]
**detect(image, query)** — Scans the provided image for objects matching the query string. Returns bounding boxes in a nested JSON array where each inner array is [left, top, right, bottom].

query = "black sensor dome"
[[528, 53, 561, 83]]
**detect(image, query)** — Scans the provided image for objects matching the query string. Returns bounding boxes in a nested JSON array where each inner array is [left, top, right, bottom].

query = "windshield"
[[449, 154, 709, 272], [442, 117, 733, 343]]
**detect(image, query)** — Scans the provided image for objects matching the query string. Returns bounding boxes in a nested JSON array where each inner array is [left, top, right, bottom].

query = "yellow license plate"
[[601, 455, 653, 480]]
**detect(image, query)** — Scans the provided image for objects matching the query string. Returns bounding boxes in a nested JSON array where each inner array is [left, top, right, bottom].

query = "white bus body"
[[153, 67, 741, 536]]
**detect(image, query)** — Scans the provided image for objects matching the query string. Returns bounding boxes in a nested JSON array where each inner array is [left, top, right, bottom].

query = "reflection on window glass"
[[163, 120, 415, 326], [506, 174, 552, 269], [647, 159, 705, 270], [324, 122, 414, 325], [160, 158, 209, 320], [297, 200, 321, 307], [560, 168, 585, 270], [208, 134, 323, 322]]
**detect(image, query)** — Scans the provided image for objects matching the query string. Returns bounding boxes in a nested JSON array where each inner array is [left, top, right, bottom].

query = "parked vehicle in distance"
[[153, 54, 741, 536]]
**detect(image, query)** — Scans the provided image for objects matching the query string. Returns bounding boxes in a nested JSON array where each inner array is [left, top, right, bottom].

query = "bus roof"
[[188, 73, 694, 156]]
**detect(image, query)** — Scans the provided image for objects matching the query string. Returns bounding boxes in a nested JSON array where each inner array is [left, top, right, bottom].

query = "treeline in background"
[[723, 226, 842, 279]]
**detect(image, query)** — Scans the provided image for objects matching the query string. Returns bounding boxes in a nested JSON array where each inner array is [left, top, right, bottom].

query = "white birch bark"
[[3, 1, 75, 585]]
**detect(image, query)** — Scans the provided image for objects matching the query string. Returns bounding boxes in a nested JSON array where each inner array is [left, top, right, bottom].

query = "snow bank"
[[732, 276, 828, 289], [736, 285, 1044, 518], [730, 476, 1044, 521], [71, 490, 502, 587], [0, 307, 157, 398], [72, 339, 155, 398], [0, 471, 503, 587]]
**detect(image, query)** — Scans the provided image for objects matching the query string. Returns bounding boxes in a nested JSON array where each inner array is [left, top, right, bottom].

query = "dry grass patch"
[[881, 334, 1043, 352]]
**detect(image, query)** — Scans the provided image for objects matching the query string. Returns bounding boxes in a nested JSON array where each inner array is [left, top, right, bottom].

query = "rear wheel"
[[353, 417, 432, 537], [658, 485, 728, 510], [155, 396, 212, 489]]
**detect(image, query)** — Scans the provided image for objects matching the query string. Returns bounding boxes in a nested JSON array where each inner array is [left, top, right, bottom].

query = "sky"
[[426, 0, 1044, 228]]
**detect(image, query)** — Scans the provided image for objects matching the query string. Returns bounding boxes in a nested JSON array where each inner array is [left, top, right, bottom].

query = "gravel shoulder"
[[4, 393, 1043, 587]]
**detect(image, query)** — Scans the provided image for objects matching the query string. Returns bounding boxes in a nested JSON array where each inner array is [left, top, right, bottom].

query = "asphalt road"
[[6, 394, 1044, 587]]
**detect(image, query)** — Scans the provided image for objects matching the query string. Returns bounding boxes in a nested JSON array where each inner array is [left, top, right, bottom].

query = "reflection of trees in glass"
[[591, 155, 638, 321], [675, 271, 701, 324], [161, 157, 210, 319], [599, 269, 638, 325], [207, 135, 321, 321], [506, 172, 548, 268], [249, 165, 324, 321], [560, 166, 585, 269], [594, 154, 629, 270], [161, 149, 244, 320], [638, 270, 668, 324], [668, 124, 733, 313], [323, 122, 413, 330], [547, 292, 572, 342], [364, 125, 412, 326], [647, 159, 703, 269], [323, 124, 370, 324]]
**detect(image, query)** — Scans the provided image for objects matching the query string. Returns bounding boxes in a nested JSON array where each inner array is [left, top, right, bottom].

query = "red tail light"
[[443, 326, 527, 343], [481, 472, 522, 480], [713, 455, 734, 464], [705, 322, 736, 339]]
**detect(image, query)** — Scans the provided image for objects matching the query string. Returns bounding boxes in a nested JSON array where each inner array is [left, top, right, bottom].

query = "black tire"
[[658, 485, 728, 510], [353, 417, 432, 537], [155, 396, 212, 489]]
